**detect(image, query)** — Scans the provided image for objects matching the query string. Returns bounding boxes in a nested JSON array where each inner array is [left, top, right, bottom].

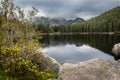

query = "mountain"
[[34, 6, 120, 33], [68, 18, 84, 25], [32, 17, 84, 26]]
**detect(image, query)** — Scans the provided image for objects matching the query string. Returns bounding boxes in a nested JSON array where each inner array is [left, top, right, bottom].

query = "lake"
[[39, 34, 120, 64]]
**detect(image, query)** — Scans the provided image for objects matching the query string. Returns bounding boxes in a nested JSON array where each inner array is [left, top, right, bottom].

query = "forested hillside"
[[70, 6, 120, 33]]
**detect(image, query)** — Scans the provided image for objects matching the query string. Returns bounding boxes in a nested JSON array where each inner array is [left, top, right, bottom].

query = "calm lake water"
[[39, 34, 120, 64]]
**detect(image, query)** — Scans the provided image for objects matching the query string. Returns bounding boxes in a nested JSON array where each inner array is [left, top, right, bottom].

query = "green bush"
[[0, 42, 57, 80]]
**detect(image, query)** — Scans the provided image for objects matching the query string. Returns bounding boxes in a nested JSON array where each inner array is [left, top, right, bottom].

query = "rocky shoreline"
[[37, 43, 120, 80]]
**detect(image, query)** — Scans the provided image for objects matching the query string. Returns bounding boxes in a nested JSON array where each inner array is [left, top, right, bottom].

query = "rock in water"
[[58, 58, 120, 80], [112, 43, 120, 59], [33, 53, 60, 74]]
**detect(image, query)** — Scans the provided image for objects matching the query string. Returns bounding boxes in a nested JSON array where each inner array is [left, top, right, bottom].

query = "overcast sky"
[[15, 0, 120, 20]]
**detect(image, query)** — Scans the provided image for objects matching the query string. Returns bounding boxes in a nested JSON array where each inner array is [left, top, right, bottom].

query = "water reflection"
[[41, 44, 114, 64], [39, 34, 120, 64]]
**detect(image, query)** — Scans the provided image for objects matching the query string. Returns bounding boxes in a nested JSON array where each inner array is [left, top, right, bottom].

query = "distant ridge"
[[32, 17, 84, 26]]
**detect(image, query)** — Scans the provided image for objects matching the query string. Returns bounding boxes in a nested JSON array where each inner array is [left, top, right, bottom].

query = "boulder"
[[112, 43, 120, 59], [58, 58, 120, 80], [33, 52, 60, 74]]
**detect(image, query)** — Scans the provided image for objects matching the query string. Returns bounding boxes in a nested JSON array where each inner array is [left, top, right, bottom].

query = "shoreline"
[[39, 32, 115, 36]]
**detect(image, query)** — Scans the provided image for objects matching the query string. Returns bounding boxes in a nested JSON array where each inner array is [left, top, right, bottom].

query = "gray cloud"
[[15, 0, 120, 20]]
